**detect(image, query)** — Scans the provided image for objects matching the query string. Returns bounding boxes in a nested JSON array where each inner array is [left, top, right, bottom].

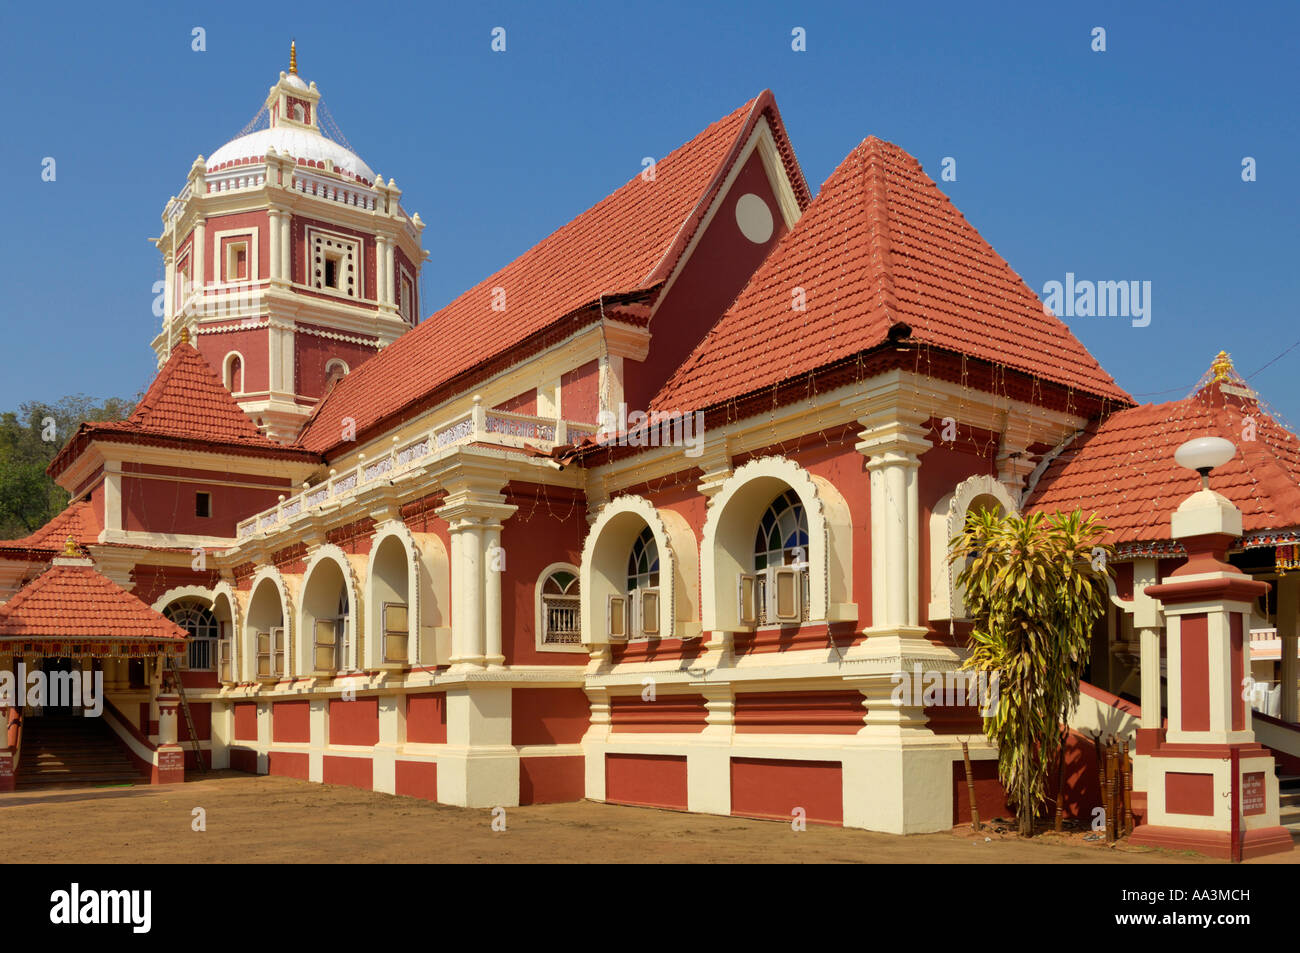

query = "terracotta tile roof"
[[298, 92, 808, 455], [0, 561, 188, 642], [100, 341, 276, 444], [49, 341, 319, 478], [0, 501, 101, 555], [1027, 359, 1300, 545], [653, 136, 1131, 413]]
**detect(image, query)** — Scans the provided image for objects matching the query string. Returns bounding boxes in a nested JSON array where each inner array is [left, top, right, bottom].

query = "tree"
[[951, 508, 1112, 837], [0, 395, 135, 539]]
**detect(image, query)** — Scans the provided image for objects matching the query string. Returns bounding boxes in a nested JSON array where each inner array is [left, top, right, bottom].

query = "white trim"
[[223, 350, 247, 395], [580, 495, 680, 643]]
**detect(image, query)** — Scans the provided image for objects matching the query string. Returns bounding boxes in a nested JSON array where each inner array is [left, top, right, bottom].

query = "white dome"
[[207, 126, 375, 182], [283, 73, 309, 91]]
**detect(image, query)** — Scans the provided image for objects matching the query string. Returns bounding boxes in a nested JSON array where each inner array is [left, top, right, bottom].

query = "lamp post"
[[1127, 437, 1292, 858]]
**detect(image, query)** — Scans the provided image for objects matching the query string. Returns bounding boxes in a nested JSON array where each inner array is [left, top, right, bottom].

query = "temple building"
[[1, 48, 1296, 855]]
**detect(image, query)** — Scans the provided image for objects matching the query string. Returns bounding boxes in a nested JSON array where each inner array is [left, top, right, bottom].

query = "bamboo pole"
[[960, 738, 981, 832], [1053, 725, 1068, 832]]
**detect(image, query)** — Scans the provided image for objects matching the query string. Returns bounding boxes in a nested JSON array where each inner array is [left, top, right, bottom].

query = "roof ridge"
[[860, 137, 901, 329]]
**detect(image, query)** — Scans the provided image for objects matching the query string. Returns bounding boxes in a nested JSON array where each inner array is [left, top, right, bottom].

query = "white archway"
[[700, 456, 854, 631], [298, 544, 363, 675], [927, 474, 1019, 622], [246, 567, 294, 680], [210, 582, 243, 683], [223, 350, 246, 393], [364, 522, 451, 668], [580, 495, 697, 643]]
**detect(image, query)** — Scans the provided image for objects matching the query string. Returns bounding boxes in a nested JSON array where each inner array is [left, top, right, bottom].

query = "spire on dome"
[[1211, 349, 1233, 383], [289, 39, 298, 75]]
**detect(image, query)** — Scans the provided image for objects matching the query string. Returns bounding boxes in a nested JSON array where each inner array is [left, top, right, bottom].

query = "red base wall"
[[952, 758, 1013, 825], [730, 757, 843, 826], [269, 750, 309, 780], [520, 755, 585, 804], [395, 760, 438, 801], [322, 755, 372, 790], [605, 753, 688, 810], [229, 746, 258, 773]]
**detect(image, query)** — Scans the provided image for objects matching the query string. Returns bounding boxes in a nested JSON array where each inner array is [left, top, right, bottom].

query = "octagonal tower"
[[152, 43, 428, 442]]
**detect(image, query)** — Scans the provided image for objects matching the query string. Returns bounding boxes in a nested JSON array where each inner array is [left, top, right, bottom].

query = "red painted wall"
[[1180, 614, 1210, 732], [494, 388, 538, 416], [952, 758, 1013, 825], [229, 746, 258, 773], [511, 687, 590, 745], [500, 486, 586, 666], [605, 753, 688, 810], [273, 700, 310, 743], [733, 690, 863, 733], [177, 701, 211, 741], [195, 327, 269, 396], [322, 755, 372, 790], [730, 757, 843, 825], [328, 698, 379, 746], [406, 693, 447, 744], [610, 694, 708, 733], [204, 210, 270, 280], [233, 702, 258, 741], [120, 473, 285, 539], [295, 328, 378, 404], [1166, 771, 1215, 816], [560, 360, 599, 424], [520, 756, 585, 804], [270, 751, 309, 780], [395, 760, 437, 800]]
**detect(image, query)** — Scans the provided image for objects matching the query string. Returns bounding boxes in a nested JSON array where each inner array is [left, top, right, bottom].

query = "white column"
[[1139, 626, 1162, 728], [1279, 573, 1299, 723], [384, 241, 396, 307], [267, 209, 281, 282], [483, 523, 505, 668], [280, 213, 292, 284], [374, 236, 388, 304], [857, 414, 931, 632]]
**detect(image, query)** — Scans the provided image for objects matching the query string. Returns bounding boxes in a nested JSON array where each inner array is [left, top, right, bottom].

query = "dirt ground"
[[1, 771, 1295, 864]]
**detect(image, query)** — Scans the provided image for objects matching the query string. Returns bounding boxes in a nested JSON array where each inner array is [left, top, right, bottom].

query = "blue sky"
[[1, 0, 1297, 427]]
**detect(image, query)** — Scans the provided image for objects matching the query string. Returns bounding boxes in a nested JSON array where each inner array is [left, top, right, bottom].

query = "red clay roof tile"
[[652, 136, 1131, 413], [0, 500, 101, 554], [1027, 361, 1300, 545], [0, 561, 188, 642]]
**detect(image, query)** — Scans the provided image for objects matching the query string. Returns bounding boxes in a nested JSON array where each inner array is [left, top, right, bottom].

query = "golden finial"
[[63, 536, 78, 557], [289, 40, 298, 75], [1211, 350, 1233, 383], [179, 326, 190, 345]]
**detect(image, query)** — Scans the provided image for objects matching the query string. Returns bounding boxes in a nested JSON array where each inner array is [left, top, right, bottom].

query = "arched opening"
[[927, 476, 1019, 622], [702, 458, 850, 632], [301, 557, 353, 674], [163, 599, 218, 671], [368, 534, 410, 668], [536, 565, 582, 651], [325, 359, 349, 391], [247, 576, 287, 681], [211, 591, 238, 684], [581, 498, 678, 644], [747, 488, 811, 625], [224, 352, 244, 394]]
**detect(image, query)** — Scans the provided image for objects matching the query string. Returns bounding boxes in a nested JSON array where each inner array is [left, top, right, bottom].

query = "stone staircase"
[[16, 715, 142, 788]]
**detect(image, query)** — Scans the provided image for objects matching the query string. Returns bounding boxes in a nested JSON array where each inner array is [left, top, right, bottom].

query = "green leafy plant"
[[951, 508, 1112, 837]]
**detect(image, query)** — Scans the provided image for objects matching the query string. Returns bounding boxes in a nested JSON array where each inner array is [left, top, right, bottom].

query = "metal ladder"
[[164, 653, 207, 773]]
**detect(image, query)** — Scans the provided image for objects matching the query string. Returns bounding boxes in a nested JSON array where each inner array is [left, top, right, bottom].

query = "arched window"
[[617, 526, 661, 639], [746, 490, 810, 625], [164, 600, 218, 671], [927, 476, 1018, 622], [539, 569, 581, 647], [325, 359, 349, 390], [224, 353, 243, 393]]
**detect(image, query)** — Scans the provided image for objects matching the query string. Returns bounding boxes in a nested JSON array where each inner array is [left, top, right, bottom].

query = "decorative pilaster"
[[855, 408, 931, 636], [1279, 573, 1299, 723]]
